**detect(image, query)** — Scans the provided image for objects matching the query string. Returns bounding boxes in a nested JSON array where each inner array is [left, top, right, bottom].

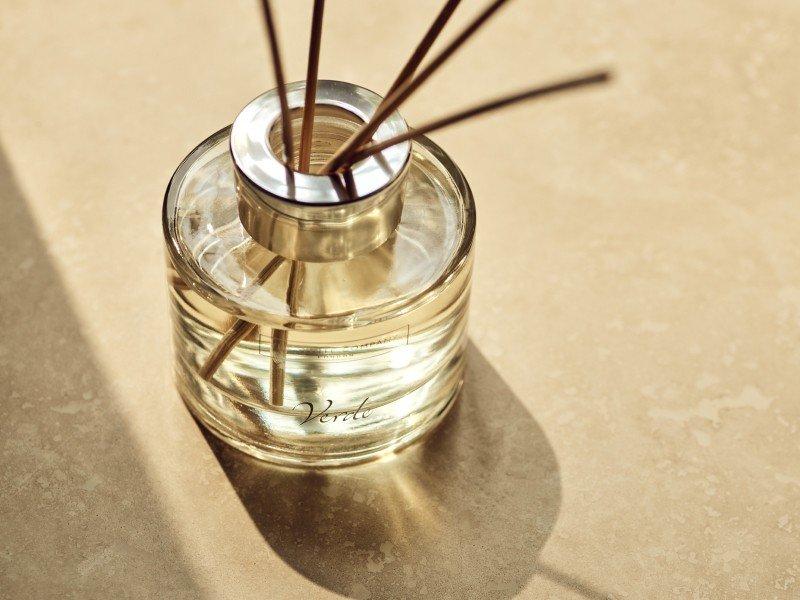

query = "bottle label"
[[291, 397, 373, 425], [258, 324, 410, 361]]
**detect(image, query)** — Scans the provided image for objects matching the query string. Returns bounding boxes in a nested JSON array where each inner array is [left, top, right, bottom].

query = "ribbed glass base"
[[177, 354, 464, 468]]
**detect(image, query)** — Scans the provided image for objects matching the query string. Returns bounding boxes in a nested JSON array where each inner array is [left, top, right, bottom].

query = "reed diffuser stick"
[[261, 0, 295, 166], [299, 0, 325, 172], [200, 255, 285, 381], [269, 330, 288, 406], [383, 0, 461, 100], [345, 71, 611, 166], [322, 0, 511, 173], [269, 260, 303, 406], [259, 0, 300, 406], [201, 321, 257, 381]]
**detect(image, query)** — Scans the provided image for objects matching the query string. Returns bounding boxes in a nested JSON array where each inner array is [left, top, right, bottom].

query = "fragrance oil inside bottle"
[[164, 81, 475, 466]]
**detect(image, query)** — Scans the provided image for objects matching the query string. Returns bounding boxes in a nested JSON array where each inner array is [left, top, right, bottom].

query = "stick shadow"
[[203, 341, 562, 599]]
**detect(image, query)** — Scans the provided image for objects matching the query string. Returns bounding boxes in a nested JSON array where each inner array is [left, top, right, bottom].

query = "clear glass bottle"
[[163, 81, 475, 467]]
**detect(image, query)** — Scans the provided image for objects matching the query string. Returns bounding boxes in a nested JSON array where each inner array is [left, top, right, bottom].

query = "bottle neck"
[[230, 80, 411, 263]]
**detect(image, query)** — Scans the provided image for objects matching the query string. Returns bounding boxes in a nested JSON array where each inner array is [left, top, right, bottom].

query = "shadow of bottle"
[[203, 341, 562, 599]]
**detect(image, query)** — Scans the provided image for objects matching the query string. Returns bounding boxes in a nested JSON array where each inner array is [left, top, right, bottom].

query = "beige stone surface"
[[1, 0, 799, 598]]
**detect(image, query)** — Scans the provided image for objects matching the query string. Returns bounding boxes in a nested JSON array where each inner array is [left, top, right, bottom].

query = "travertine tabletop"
[[1, 1, 798, 598]]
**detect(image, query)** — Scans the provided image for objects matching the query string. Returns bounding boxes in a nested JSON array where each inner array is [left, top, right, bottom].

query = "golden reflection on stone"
[[203, 343, 562, 599]]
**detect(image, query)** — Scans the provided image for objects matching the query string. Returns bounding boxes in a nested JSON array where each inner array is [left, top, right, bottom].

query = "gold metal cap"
[[230, 80, 411, 263]]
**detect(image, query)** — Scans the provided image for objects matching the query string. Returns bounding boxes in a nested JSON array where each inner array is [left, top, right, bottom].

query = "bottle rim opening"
[[266, 103, 363, 174], [231, 80, 411, 208]]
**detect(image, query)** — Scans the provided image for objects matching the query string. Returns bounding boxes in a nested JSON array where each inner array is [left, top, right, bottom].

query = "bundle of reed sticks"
[[263, 0, 609, 174], [201, 0, 611, 406]]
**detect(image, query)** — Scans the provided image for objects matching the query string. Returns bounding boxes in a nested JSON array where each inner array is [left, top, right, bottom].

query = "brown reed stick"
[[261, 0, 295, 166], [321, 0, 512, 173], [342, 168, 358, 199], [269, 260, 303, 406], [200, 255, 285, 381], [345, 71, 611, 166], [299, 0, 325, 172], [383, 0, 461, 100], [259, 0, 300, 406], [269, 329, 289, 406], [200, 320, 258, 381]]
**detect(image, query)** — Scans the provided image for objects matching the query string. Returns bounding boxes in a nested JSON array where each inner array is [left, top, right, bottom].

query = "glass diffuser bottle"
[[164, 80, 475, 467]]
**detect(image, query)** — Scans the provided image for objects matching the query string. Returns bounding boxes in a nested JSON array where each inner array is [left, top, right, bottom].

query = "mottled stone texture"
[[1, 1, 798, 598]]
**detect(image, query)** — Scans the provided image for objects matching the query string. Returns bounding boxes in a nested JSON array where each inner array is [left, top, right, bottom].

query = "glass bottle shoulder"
[[163, 126, 475, 330]]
